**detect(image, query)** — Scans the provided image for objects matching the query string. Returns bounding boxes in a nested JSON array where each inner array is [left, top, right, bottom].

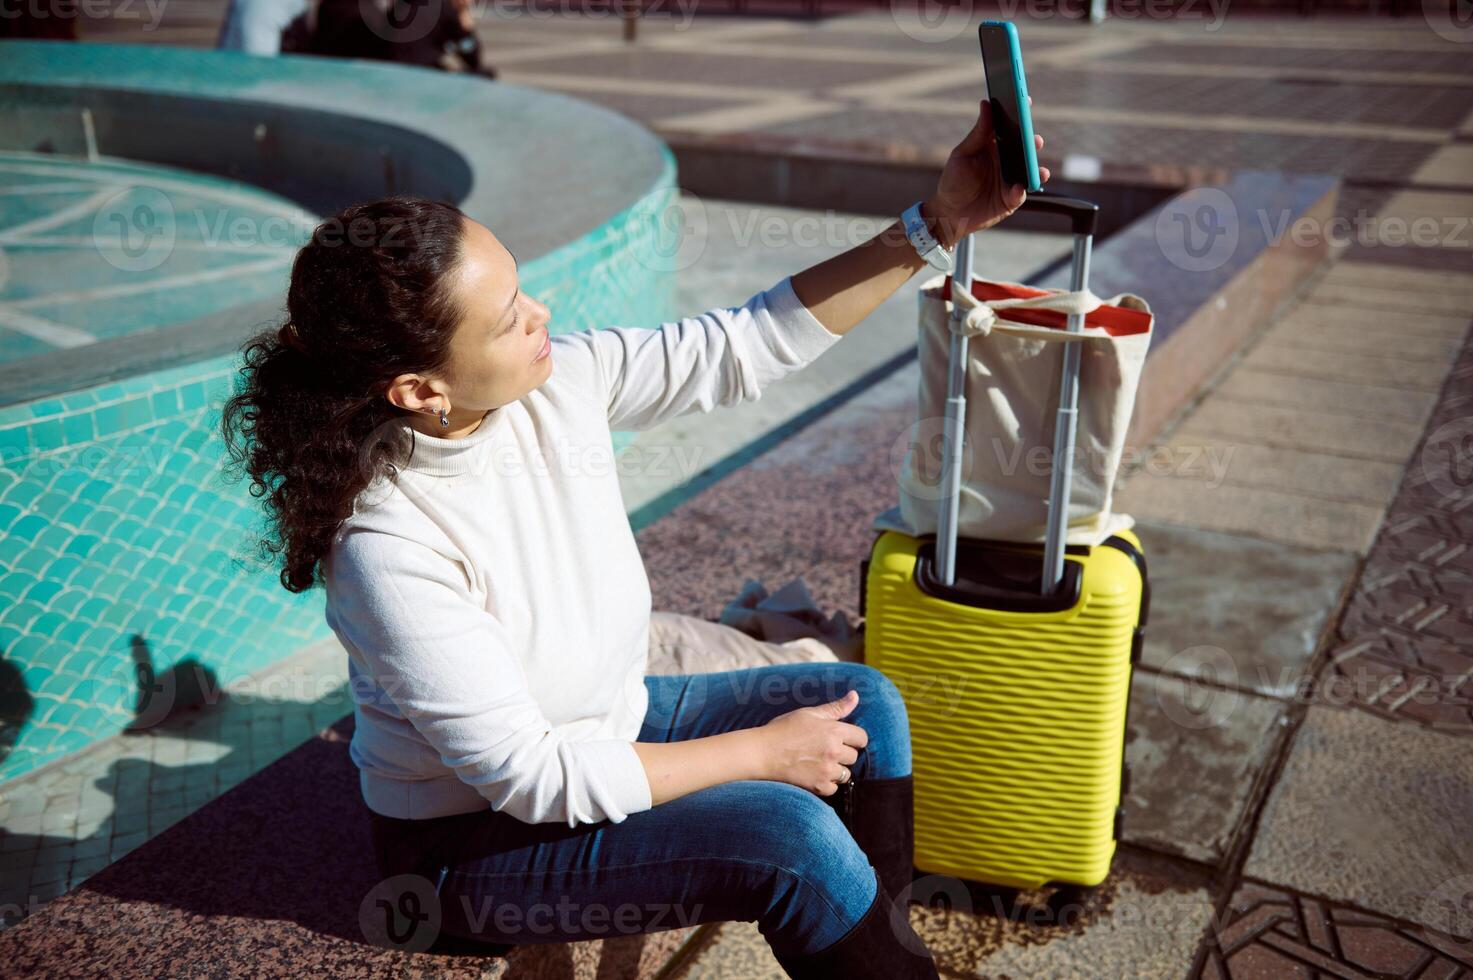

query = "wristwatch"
[[901, 201, 955, 273]]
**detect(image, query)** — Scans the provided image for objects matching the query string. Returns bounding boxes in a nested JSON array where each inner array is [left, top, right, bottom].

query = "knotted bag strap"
[[947, 280, 1104, 339]]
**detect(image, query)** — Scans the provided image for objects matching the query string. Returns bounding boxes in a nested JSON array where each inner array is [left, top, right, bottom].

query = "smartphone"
[[978, 21, 1042, 193]]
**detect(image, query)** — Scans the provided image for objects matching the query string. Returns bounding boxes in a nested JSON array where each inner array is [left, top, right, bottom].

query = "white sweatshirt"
[[322, 275, 843, 826]]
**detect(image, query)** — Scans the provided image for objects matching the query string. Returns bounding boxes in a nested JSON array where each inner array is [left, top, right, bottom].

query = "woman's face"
[[390, 217, 553, 435]]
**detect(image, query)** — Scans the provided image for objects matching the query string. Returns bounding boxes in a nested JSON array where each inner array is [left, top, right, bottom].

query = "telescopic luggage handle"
[[935, 193, 1100, 596]]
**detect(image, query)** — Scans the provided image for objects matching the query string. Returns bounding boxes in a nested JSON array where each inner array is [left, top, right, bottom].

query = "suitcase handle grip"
[[1020, 193, 1099, 237]]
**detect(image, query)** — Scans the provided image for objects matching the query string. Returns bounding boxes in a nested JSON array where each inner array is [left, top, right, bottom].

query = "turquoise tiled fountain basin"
[[0, 42, 680, 782]]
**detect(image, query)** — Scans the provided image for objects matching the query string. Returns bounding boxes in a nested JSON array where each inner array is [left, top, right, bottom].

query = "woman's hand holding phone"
[[753, 689, 868, 798], [922, 95, 1049, 250]]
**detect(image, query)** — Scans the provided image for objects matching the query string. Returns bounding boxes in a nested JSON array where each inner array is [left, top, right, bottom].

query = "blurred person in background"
[[217, 0, 310, 54], [219, 0, 496, 79], [1, 0, 79, 38]]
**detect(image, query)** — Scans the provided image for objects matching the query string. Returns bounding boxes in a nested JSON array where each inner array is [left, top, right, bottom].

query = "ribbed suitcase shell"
[[862, 526, 1146, 890]]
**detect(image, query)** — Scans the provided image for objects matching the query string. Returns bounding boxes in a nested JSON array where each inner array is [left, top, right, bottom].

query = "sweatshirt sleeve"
[[554, 274, 842, 432], [326, 528, 653, 828]]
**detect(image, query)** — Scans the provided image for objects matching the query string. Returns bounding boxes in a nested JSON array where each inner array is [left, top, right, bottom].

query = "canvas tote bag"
[[875, 273, 1154, 547]]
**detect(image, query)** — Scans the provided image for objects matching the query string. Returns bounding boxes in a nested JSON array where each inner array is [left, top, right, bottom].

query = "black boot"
[[844, 774, 917, 903], [772, 873, 940, 979]]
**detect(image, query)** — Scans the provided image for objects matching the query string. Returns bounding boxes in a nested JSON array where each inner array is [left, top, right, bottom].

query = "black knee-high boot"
[[842, 774, 917, 903], [772, 872, 940, 979]]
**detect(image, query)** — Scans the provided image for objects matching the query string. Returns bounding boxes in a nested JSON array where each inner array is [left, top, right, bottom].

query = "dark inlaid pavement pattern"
[[1320, 320, 1473, 736]]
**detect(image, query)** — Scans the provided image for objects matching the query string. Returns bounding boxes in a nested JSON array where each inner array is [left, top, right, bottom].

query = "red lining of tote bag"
[[942, 280, 1151, 337]]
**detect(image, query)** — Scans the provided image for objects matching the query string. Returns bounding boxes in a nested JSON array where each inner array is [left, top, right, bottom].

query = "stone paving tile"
[[1277, 305, 1472, 340], [1373, 191, 1473, 252], [540, 89, 731, 125], [1319, 262, 1473, 298], [1147, 435, 1404, 506], [1312, 281, 1473, 317], [1201, 880, 1473, 979], [1131, 520, 1357, 699], [1114, 469, 1386, 555], [1258, 320, 1464, 362], [1124, 672, 1288, 865], [1173, 400, 1423, 464], [1340, 241, 1473, 274], [952, 69, 1469, 130], [504, 48, 890, 90], [1239, 341, 1453, 391], [1416, 145, 1473, 189], [1242, 706, 1473, 940], [1095, 42, 1473, 77]]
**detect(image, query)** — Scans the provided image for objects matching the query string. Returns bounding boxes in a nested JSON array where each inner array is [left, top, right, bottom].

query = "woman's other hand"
[[924, 95, 1049, 249]]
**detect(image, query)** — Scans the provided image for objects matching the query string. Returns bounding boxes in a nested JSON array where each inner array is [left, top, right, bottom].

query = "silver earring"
[[438, 407, 450, 428]]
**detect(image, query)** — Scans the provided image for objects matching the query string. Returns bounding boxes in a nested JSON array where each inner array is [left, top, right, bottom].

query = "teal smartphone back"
[[980, 21, 1042, 193]]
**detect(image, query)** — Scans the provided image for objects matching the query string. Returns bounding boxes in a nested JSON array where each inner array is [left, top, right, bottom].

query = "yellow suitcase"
[[860, 528, 1146, 890], [860, 194, 1148, 891]]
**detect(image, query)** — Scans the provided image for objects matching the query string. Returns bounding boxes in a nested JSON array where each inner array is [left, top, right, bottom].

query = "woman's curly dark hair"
[[221, 195, 469, 593]]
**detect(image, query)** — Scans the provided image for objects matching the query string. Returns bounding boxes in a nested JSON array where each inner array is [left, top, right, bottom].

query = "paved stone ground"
[[0, 6, 1469, 978]]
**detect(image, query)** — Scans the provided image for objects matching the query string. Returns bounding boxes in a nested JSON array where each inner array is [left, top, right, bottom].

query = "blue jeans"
[[367, 661, 913, 957]]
